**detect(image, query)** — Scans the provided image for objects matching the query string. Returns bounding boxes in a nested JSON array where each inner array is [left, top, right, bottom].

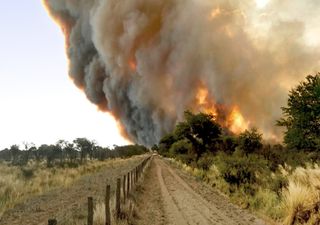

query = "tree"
[[169, 139, 194, 164], [10, 145, 20, 163], [277, 74, 320, 150], [174, 111, 222, 159], [73, 138, 94, 163], [159, 133, 176, 156], [38, 144, 57, 167], [238, 128, 263, 155], [64, 142, 77, 162], [184, 111, 221, 147], [21, 142, 36, 164], [56, 140, 67, 163]]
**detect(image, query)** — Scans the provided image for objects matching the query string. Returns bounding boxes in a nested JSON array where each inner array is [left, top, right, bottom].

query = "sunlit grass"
[[282, 165, 320, 225]]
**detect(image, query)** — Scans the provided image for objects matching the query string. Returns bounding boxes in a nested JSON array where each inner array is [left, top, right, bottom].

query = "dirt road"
[[0, 156, 147, 225], [134, 156, 267, 225]]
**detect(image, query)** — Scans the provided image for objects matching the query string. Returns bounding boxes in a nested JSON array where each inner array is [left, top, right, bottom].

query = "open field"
[[0, 155, 148, 225]]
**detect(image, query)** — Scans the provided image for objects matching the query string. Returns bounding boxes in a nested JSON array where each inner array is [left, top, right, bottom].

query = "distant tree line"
[[0, 138, 148, 167]]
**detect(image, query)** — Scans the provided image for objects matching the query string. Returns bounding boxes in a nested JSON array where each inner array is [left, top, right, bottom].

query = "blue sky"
[[0, 1, 128, 149]]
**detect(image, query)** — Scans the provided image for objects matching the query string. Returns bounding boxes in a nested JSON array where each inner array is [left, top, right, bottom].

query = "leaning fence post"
[[105, 185, 111, 225], [88, 197, 94, 225], [116, 178, 121, 218], [48, 219, 57, 225]]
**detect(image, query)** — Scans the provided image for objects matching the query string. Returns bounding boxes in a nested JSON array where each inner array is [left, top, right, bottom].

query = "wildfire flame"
[[228, 106, 249, 133], [196, 86, 249, 134], [196, 85, 217, 116]]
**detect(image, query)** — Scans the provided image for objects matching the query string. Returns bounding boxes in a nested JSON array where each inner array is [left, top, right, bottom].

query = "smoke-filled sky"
[[0, 1, 129, 149], [43, 0, 320, 146]]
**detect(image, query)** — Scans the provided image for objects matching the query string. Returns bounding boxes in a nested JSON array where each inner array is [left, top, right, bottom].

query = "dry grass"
[[93, 198, 137, 225], [92, 173, 149, 225], [282, 165, 320, 225], [0, 159, 115, 217]]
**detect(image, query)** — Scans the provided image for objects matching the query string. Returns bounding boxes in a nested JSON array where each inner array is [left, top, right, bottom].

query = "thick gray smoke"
[[43, 0, 320, 145]]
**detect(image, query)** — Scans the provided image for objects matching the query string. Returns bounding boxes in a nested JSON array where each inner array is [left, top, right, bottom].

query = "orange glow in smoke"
[[129, 59, 137, 71], [210, 7, 221, 20], [196, 86, 217, 116]]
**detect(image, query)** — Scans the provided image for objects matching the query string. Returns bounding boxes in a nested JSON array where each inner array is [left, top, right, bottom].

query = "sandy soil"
[[0, 156, 147, 225], [135, 156, 267, 225]]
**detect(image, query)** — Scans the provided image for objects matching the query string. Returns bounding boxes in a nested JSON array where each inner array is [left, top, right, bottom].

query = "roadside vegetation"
[[154, 73, 320, 225], [0, 139, 148, 217]]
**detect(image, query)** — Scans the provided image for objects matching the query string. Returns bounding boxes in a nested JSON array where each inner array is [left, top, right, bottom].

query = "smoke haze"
[[43, 0, 320, 146]]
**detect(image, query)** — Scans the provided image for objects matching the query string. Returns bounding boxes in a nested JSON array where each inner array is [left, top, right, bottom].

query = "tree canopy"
[[277, 74, 320, 150], [159, 111, 222, 159]]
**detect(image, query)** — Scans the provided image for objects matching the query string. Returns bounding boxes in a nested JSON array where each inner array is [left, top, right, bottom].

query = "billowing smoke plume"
[[43, 0, 320, 146]]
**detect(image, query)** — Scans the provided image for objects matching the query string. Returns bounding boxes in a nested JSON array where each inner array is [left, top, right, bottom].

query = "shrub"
[[219, 136, 238, 153], [269, 174, 288, 196], [238, 128, 263, 155], [20, 168, 35, 179], [197, 153, 214, 170], [169, 139, 194, 164], [214, 152, 268, 190]]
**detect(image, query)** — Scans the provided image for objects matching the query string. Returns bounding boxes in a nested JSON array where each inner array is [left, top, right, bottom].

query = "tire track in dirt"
[[156, 161, 188, 225], [154, 157, 267, 225]]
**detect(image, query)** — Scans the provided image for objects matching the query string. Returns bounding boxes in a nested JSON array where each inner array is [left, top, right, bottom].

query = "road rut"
[[154, 157, 266, 225]]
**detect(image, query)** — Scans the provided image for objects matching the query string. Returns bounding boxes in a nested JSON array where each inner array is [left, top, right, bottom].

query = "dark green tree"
[[159, 133, 176, 156], [277, 74, 320, 150], [174, 111, 222, 159], [238, 128, 263, 155]]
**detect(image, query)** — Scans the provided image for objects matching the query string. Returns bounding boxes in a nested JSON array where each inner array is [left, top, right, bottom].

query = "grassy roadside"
[[166, 155, 320, 225], [0, 157, 141, 217]]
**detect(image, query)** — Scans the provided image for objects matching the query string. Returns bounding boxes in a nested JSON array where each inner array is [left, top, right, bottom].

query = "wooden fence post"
[[116, 178, 121, 218], [48, 219, 57, 225], [105, 185, 111, 225], [88, 197, 93, 225], [131, 170, 134, 186], [123, 174, 126, 203], [136, 167, 138, 182], [127, 172, 130, 197]]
